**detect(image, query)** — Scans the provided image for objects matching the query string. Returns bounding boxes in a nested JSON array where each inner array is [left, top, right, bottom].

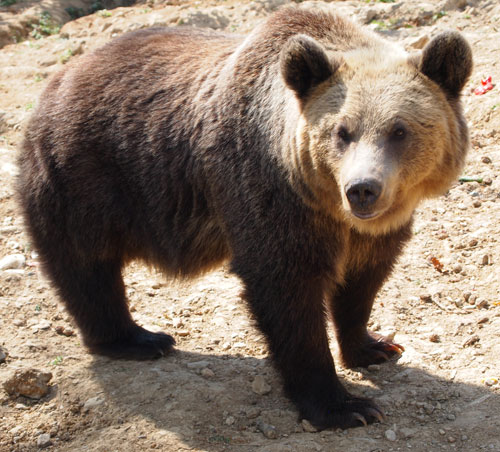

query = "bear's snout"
[[345, 178, 382, 218]]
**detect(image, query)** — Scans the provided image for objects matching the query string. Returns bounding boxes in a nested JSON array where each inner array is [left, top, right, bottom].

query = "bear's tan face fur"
[[294, 55, 468, 236]]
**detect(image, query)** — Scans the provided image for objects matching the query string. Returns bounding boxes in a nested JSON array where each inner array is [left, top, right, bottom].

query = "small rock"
[[302, 419, 318, 433], [172, 318, 184, 328], [385, 429, 397, 441], [252, 375, 271, 395], [463, 335, 480, 347], [177, 330, 190, 337], [448, 436, 456, 443], [367, 364, 380, 372], [37, 433, 51, 448], [480, 255, 490, 266], [3, 369, 52, 399], [476, 299, 489, 309], [420, 294, 432, 303], [452, 263, 463, 273], [481, 156, 492, 164], [483, 178, 492, 186], [472, 200, 482, 208], [400, 427, 416, 439], [439, 429, 446, 435], [225, 415, 235, 425], [55, 325, 74, 336], [0, 346, 6, 363], [257, 419, 278, 439], [246, 407, 261, 419], [478, 317, 489, 325], [201, 368, 215, 378], [83, 396, 105, 411], [0, 253, 26, 270]]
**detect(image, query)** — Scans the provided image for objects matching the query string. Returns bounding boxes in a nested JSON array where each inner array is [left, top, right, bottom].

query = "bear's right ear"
[[419, 31, 473, 99], [280, 34, 340, 100]]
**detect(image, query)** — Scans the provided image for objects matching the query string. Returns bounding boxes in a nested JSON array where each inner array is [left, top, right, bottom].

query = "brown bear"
[[17, 7, 472, 430]]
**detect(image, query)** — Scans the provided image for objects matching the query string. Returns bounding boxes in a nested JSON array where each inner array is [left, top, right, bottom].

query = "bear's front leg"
[[233, 260, 384, 429], [330, 264, 405, 369]]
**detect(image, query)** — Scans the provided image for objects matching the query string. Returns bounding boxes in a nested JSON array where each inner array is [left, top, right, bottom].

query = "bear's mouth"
[[350, 210, 382, 220]]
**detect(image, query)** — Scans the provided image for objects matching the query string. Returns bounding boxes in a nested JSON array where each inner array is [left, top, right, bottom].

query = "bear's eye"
[[391, 126, 407, 140], [336, 126, 351, 144]]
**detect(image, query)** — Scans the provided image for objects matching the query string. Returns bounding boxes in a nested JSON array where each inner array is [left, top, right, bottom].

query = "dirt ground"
[[1, 0, 499, 451]]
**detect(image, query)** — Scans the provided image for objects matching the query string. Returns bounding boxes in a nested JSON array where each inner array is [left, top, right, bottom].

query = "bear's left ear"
[[419, 31, 473, 98], [280, 34, 341, 100]]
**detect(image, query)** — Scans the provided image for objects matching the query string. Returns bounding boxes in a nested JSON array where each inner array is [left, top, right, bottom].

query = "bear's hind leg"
[[45, 257, 175, 360]]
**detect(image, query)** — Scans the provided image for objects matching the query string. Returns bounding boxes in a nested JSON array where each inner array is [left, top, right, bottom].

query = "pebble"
[[420, 293, 432, 303], [0, 253, 26, 270], [400, 427, 416, 439], [3, 368, 52, 399], [476, 299, 489, 309], [256, 419, 278, 439], [200, 368, 215, 378], [385, 429, 397, 441], [481, 156, 492, 164], [463, 335, 480, 347], [83, 396, 105, 411], [37, 433, 51, 448], [302, 419, 318, 433], [481, 254, 490, 265], [55, 325, 74, 336], [252, 375, 271, 395], [367, 364, 380, 372], [246, 407, 261, 419], [225, 415, 235, 425], [472, 200, 482, 208], [452, 263, 462, 274]]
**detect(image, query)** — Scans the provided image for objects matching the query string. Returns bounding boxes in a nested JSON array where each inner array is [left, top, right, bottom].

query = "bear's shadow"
[[86, 348, 500, 451]]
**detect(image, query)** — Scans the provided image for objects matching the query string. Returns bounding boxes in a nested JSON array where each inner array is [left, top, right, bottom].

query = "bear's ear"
[[280, 34, 340, 99], [419, 31, 472, 98]]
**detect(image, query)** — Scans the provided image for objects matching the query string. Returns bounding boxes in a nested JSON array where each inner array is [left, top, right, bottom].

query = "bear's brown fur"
[[17, 7, 472, 429]]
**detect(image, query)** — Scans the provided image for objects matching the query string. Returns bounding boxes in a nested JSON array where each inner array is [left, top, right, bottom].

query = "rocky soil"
[[1, 0, 500, 451]]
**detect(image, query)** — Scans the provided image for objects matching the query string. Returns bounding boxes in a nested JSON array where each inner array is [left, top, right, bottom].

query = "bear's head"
[[281, 32, 472, 236]]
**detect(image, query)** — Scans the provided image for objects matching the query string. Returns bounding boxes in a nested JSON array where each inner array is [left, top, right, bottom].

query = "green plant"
[[96, 8, 112, 17], [370, 19, 388, 30], [0, 0, 17, 7], [31, 12, 60, 39], [433, 10, 446, 21], [60, 48, 74, 64], [51, 356, 64, 366]]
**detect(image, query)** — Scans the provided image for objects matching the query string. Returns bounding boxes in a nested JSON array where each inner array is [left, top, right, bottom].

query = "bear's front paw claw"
[[352, 412, 367, 426], [365, 406, 386, 423], [341, 331, 404, 368]]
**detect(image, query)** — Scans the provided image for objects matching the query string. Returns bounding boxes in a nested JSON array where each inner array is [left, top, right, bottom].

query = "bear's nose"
[[345, 178, 382, 211]]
